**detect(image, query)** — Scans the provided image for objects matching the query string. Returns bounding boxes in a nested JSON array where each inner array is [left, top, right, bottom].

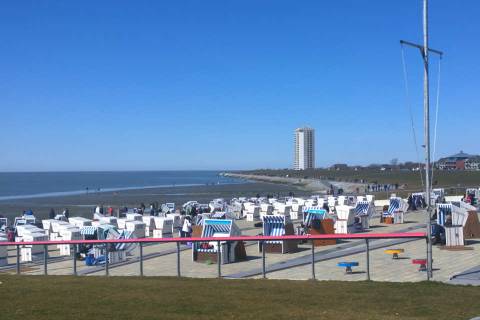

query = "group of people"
[[48, 208, 70, 219], [407, 193, 427, 211], [367, 183, 399, 193]]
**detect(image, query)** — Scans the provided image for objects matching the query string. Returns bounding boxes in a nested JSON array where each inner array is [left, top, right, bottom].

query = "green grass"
[[1, 276, 479, 320]]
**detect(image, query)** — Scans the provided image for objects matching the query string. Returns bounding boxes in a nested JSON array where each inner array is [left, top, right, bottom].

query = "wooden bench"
[[337, 261, 359, 274], [384, 248, 404, 259], [412, 259, 427, 272]]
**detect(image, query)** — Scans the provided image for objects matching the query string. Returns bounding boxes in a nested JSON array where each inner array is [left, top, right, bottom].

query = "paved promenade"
[[2, 210, 479, 285]]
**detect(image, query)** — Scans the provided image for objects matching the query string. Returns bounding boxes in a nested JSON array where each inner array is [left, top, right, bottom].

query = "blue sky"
[[1, 1, 479, 171]]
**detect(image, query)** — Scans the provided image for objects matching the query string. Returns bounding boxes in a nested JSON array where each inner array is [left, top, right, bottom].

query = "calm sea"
[[0, 171, 244, 201]]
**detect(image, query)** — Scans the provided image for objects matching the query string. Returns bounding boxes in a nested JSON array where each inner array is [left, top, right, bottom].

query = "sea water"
[[0, 171, 244, 200]]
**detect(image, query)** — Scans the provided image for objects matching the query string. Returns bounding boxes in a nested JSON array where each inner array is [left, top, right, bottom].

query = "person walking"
[[182, 216, 192, 238]]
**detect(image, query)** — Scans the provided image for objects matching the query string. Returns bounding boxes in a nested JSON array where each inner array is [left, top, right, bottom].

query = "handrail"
[[0, 232, 426, 246]]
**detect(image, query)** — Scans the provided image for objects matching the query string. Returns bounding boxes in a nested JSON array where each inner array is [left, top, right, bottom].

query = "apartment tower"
[[294, 127, 315, 170]]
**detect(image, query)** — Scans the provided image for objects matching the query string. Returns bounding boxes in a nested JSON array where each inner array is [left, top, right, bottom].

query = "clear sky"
[[1, 1, 479, 171]]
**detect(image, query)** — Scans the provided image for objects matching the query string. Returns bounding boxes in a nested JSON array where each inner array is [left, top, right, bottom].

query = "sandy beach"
[[0, 181, 307, 221], [223, 172, 365, 194]]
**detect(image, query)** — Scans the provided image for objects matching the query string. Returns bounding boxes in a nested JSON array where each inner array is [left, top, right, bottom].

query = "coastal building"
[[294, 127, 315, 170], [436, 151, 480, 171]]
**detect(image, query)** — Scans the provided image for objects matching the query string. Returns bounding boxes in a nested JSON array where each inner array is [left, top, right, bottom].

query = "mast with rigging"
[[400, 0, 443, 279]]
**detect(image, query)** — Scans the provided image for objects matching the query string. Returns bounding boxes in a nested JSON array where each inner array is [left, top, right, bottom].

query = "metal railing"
[[1, 232, 427, 280]]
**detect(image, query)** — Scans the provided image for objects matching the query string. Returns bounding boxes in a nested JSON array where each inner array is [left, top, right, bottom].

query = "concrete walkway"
[[3, 210, 479, 285], [449, 265, 480, 286]]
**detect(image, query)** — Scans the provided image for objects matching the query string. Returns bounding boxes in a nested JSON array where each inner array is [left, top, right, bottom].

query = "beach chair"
[[334, 205, 356, 234], [80, 226, 97, 239], [142, 216, 155, 237], [211, 212, 226, 219], [126, 213, 143, 222], [257, 203, 270, 215], [58, 227, 82, 256], [125, 220, 147, 238], [20, 232, 48, 262], [114, 230, 136, 254], [453, 201, 480, 239], [0, 236, 7, 266], [303, 207, 336, 246], [166, 213, 182, 232], [245, 205, 261, 222], [258, 215, 297, 254], [385, 197, 408, 224], [273, 203, 292, 217], [68, 217, 92, 228], [0, 218, 7, 229], [354, 201, 375, 229], [152, 217, 174, 238], [436, 203, 469, 247], [327, 197, 337, 212], [98, 216, 118, 228], [193, 219, 246, 264]]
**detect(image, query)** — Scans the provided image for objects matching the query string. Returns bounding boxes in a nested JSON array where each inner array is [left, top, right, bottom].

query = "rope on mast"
[[400, 43, 424, 188], [430, 56, 442, 188]]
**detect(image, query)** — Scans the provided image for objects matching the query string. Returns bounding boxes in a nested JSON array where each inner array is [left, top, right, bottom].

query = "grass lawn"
[[1, 276, 479, 320]]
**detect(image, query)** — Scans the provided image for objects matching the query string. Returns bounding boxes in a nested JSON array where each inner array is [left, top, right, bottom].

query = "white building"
[[294, 127, 315, 170]]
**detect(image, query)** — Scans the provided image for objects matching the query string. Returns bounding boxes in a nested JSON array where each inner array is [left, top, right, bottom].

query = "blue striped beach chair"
[[193, 219, 245, 264], [435, 203, 469, 247], [386, 198, 400, 216], [259, 215, 297, 254], [354, 200, 374, 229], [436, 204, 451, 226], [435, 203, 468, 227], [384, 197, 407, 224], [354, 201, 370, 217], [303, 207, 327, 228]]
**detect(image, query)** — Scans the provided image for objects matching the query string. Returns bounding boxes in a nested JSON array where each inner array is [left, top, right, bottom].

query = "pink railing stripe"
[[1, 232, 426, 246]]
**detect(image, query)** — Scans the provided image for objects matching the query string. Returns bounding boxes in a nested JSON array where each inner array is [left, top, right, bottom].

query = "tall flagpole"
[[423, 0, 433, 279]]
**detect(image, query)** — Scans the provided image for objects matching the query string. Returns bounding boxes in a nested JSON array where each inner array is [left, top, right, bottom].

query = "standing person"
[[63, 208, 70, 219], [322, 202, 330, 213], [108, 206, 113, 216], [49, 208, 56, 219], [182, 216, 192, 238]]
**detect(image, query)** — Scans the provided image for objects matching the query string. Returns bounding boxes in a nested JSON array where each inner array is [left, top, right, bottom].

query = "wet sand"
[[0, 182, 307, 221], [223, 173, 365, 193]]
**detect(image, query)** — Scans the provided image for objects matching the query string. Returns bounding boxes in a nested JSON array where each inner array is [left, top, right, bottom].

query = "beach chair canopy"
[[262, 215, 288, 244], [211, 212, 226, 219], [354, 201, 373, 217], [303, 208, 328, 227], [201, 219, 233, 237], [437, 203, 468, 227], [437, 204, 451, 226], [80, 226, 96, 236], [387, 197, 408, 215]]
